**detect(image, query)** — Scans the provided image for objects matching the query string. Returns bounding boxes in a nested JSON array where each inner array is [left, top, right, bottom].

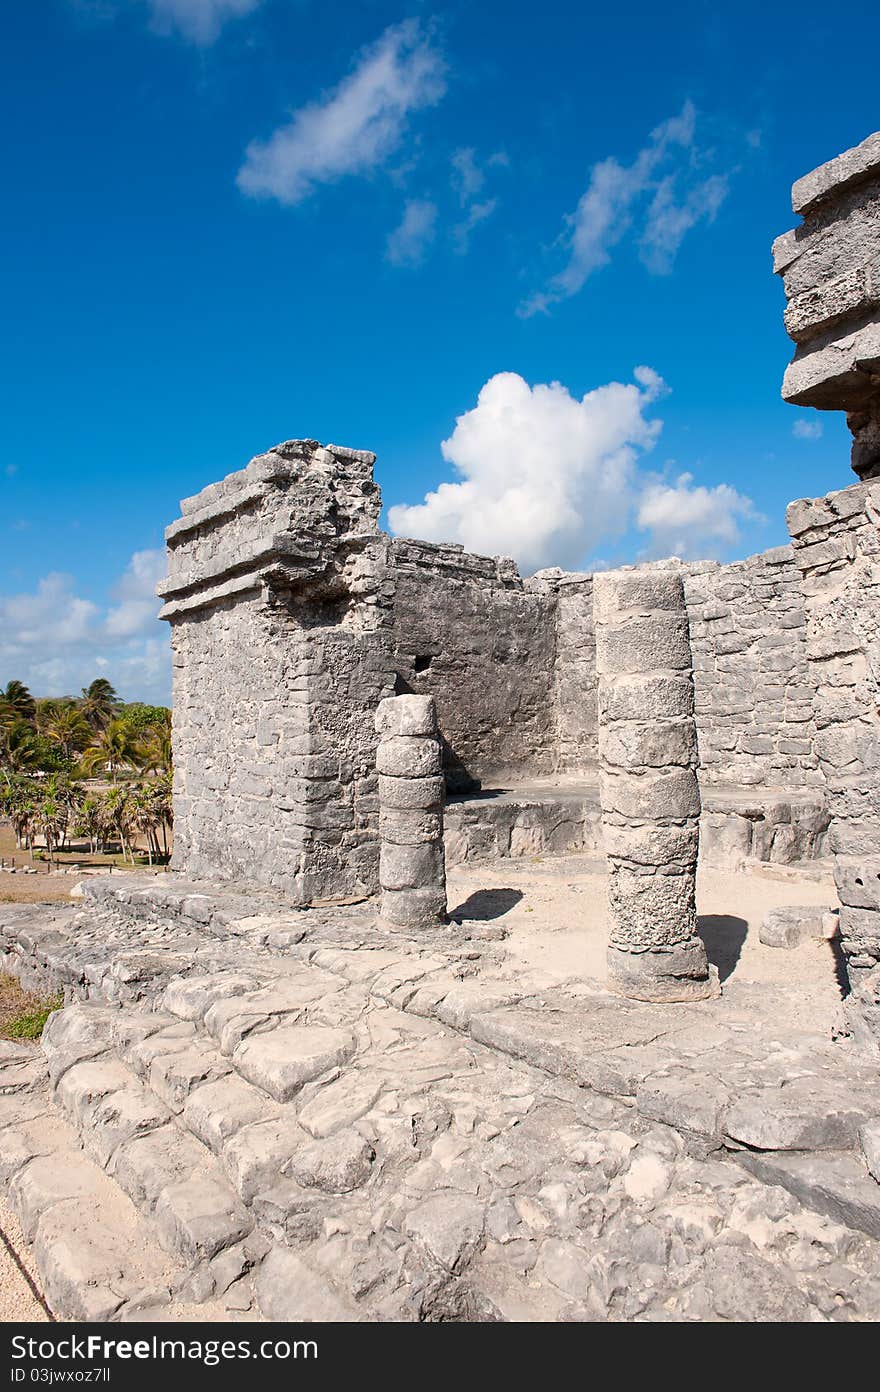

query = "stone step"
[[0, 1079, 193, 1319]]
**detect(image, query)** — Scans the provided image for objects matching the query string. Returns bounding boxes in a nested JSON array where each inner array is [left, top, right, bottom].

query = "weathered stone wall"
[[159, 440, 396, 903], [684, 548, 821, 788], [390, 539, 557, 787], [774, 130, 880, 479], [535, 553, 820, 787], [786, 481, 880, 1002]]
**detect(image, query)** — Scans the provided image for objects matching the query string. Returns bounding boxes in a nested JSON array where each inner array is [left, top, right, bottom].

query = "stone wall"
[[532, 553, 820, 787], [158, 440, 396, 903], [390, 539, 557, 787], [787, 480, 880, 1001], [684, 548, 821, 788]]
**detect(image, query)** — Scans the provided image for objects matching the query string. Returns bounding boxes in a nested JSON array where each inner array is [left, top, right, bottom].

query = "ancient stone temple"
[[3, 130, 880, 1326]]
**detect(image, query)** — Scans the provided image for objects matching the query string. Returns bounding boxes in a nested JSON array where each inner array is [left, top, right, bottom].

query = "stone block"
[[598, 767, 700, 822], [379, 841, 445, 891], [375, 736, 442, 779], [380, 886, 448, 929], [232, 1025, 356, 1102], [377, 775, 445, 810], [595, 614, 693, 675], [255, 1246, 359, 1321], [375, 694, 437, 737], [758, 904, 837, 949], [155, 1174, 252, 1263]]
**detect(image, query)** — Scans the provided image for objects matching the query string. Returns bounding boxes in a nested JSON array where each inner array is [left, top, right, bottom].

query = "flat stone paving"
[[1, 861, 879, 1322]]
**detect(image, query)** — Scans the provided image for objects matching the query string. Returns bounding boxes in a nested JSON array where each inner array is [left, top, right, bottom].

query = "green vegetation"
[[0, 679, 173, 867], [0, 973, 63, 1041]]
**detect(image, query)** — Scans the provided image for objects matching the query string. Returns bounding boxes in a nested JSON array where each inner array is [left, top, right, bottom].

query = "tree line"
[[0, 678, 172, 867]]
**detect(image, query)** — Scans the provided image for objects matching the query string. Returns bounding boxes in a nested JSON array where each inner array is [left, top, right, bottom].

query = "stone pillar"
[[593, 570, 717, 1003], [376, 695, 447, 929]]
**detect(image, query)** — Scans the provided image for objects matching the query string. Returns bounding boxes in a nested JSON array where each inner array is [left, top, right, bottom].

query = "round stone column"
[[375, 695, 447, 929], [593, 570, 718, 1002]]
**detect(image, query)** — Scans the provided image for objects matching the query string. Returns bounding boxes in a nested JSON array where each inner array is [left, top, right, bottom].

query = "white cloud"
[[792, 417, 823, 441], [449, 147, 508, 253], [388, 369, 666, 573], [237, 21, 446, 206], [386, 199, 437, 267], [0, 550, 170, 703], [147, 0, 259, 45], [388, 371, 759, 573], [520, 102, 731, 315], [636, 473, 759, 559], [105, 549, 168, 639]]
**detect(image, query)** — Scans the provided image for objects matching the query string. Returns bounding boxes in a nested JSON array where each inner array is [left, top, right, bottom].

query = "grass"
[[0, 973, 62, 1041]]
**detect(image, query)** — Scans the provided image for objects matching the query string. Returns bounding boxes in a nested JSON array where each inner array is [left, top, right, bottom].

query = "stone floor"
[[1, 854, 879, 1322]]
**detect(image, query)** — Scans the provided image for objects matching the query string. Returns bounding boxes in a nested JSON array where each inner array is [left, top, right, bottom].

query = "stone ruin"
[[1, 131, 880, 1325]]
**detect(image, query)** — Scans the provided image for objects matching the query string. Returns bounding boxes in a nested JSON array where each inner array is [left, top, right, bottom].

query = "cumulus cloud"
[[0, 550, 170, 703], [146, 0, 260, 44], [237, 21, 446, 205], [636, 474, 759, 560], [386, 199, 437, 267], [388, 370, 758, 573], [792, 417, 823, 441], [388, 369, 666, 573], [520, 102, 731, 315]]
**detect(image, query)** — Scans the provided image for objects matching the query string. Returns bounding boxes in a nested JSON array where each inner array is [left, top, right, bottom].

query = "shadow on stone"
[[829, 935, 851, 999], [697, 914, 748, 983], [449, 888, 524, 922]]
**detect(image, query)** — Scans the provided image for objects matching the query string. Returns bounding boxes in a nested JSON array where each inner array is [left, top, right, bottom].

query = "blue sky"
[[2, 0, 878, 704]]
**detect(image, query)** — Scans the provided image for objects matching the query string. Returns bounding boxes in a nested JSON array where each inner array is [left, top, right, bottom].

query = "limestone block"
[[860, 1119, 880, 1183], [598, 673, 694, 723], [600, 718, 697, 769], [289, 1131, 375, 1193], [379, 841, 445, 892], [378, 806, 443, 845], [404, 1192, 486, 1273], [232, 1025, 356, 1102], [598, 767, 701, 822], [594, 615, 693, 675], [377, 774, 445, 810], [380, 885, 448, 930], [607, 869, 698, 950], [375, 694, 437, 737], [255, 1246, 359, 1321], [759, 905, 837, 949], [375, 736, 442, 779], [154, 1174, 252, 1263]]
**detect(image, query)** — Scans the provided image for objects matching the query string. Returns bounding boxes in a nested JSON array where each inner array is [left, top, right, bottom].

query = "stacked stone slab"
[[157, 440, 396, 904], [375, 695, 447, 928], [787, 480, 880, 1053], [593, 569, 716, 1003], [774, 129, 880, 479]]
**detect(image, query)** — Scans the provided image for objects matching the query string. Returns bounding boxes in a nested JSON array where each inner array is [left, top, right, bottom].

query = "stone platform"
[[1, 868, 879, 1322], [444, 779, 829, 869]]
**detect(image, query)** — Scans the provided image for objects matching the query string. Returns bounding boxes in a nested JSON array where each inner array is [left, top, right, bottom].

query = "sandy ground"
[[447, 853, 843, 1033], [0, 1197, 50, 1321]]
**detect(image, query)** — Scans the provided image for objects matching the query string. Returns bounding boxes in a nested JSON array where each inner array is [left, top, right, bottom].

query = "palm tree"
[[137, 710, 172, 775], [0, 720, 40, 780], [80, 678, 119, 732], [2, 681, 35, 724], [80, 718, 141, 783], [44, 705, 92, 764]]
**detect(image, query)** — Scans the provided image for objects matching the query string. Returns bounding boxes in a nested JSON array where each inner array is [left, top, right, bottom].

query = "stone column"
[[594, 570, 717, 1002], [376, 695, 447, 929]]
